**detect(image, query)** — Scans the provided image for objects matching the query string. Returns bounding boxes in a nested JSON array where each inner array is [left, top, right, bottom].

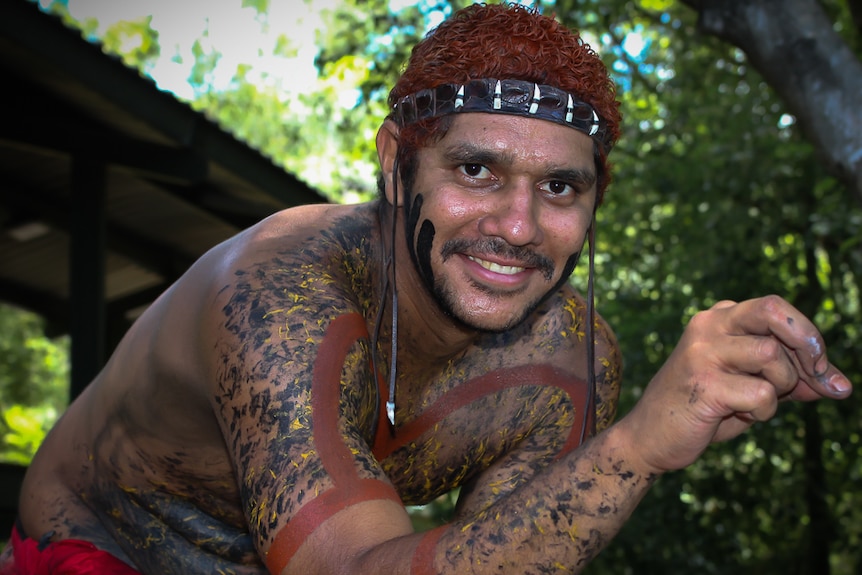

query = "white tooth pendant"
[[589, 110, 599, 135], [455, 84, 465, 109], [529, 83, 541, 115]]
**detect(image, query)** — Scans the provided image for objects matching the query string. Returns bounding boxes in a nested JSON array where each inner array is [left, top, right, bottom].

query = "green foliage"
[[553, 1, 862, 573], [242, 0, 270, 15], [0, 304, 69, 464], [35, 0, 160, 73], [185, 0, 480, 202], [99, 16, 160, 72], [1, 404, 58, 465]]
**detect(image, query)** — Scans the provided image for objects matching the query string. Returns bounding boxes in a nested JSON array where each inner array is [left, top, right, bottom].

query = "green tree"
[[0, 304, 69, 465], [545, 1, 862, 573]]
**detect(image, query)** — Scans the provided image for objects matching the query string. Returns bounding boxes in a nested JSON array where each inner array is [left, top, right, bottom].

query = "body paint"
[[265, 313, 402, 575]]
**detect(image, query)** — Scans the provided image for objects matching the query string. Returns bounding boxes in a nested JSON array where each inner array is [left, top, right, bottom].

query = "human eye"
[[458, 163, 493, 180], [540, 180, 576, 198]]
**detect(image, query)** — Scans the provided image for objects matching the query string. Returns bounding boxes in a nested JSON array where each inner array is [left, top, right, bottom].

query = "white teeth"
[[468, 256, 524, 275]]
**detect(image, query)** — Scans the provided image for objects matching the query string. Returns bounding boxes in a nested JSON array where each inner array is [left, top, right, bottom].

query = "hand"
[[619, 295, 852, 475]]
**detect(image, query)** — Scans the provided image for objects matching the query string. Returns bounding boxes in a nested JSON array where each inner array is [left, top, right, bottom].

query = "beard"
[[412, 220, 571, 333], [432, 239, 565, 333]]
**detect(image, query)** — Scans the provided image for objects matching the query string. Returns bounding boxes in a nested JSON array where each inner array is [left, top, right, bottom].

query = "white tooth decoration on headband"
[[529, 83, 540, 114], [392, 79, 613, 153], [589, 110, 599, 135], [455, 85, 465, 109]]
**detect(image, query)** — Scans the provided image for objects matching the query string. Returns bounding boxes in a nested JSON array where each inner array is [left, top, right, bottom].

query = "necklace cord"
[[370, 160, 400, 438], [579, 212, 598, 445], [386, 158, 401, 433]]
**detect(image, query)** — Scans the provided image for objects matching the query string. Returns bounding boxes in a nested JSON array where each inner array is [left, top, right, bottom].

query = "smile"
[[467, 255, 525, 275]]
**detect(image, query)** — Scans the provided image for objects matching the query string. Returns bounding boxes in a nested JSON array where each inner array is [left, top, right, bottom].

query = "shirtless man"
[[1, 3, 852, 574]]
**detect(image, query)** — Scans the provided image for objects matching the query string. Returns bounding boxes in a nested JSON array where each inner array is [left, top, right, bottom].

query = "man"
[[1, 3, 851, 574]]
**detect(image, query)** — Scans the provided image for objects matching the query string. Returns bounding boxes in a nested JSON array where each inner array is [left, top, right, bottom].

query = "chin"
[[445, 297, 539, 334], [430, 275, 557, 334]]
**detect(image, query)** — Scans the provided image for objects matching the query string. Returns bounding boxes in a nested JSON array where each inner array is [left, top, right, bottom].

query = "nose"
[[477, 181, 543, 247]]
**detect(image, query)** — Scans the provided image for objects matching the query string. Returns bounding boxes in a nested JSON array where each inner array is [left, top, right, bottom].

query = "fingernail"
[[819, 373, 849, 396]]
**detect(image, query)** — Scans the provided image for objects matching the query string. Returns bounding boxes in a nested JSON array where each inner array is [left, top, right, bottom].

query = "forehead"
[[431, 112, 596, 171]]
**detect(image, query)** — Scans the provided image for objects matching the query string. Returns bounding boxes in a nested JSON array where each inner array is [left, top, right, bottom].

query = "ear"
[[376, 120, 402, 206]]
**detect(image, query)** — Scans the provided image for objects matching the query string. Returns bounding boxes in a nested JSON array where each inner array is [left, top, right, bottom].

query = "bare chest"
[[370, 363, 590, 506]]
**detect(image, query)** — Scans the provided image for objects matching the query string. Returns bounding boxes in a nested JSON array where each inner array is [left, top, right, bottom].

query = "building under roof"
[[0, 0, 328, 533]]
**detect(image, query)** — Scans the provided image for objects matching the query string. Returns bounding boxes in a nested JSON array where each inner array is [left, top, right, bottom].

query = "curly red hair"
[[387, 2, 621, 200]]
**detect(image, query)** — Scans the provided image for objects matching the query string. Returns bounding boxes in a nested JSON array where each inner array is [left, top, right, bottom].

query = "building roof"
[[0, 0, 326, 338]]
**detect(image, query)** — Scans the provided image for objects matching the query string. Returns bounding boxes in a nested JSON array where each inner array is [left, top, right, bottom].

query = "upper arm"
[[592, 312, 623, 433], [210, 268, 412, 573]]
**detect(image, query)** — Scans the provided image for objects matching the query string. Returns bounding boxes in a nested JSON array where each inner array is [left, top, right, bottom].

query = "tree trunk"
[[681, 0, 862, 205], [802, 402, 832, 575]]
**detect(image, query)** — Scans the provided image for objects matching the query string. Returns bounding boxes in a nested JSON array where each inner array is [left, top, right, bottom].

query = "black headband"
[[391, 78, 613, 153]]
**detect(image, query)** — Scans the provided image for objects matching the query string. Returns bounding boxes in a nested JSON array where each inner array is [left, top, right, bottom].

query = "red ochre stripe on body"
[[310, 312, 370, 484], [266, 478, 402, 574], [267, 313, 404, 574], [373, 364, 590, 460], [410, 525, 447, 575]]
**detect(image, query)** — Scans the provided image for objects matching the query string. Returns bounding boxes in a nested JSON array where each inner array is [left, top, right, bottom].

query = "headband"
[[391, 78, 613, 153]]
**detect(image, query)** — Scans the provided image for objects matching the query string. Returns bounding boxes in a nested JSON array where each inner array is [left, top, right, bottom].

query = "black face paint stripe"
[[416, 219, 436, 286], [560, 250, 582, 283], [406, 193, 436, 288]]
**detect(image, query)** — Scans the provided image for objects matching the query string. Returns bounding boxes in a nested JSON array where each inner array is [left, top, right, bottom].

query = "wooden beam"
[[68, 155, 106, 400]]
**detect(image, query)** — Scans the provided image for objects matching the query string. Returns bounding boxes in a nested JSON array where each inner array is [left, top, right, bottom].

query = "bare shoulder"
[[90, 203, 378, 418], [199, 203, 377, 287], [157, 203, 380, 373], [200, 202, 382, 342], [506, 285, 619, 367], [515, 285, 622, 431]]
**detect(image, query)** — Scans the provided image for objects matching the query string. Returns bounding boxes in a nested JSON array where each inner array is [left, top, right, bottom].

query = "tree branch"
[[849, 0, 862, 38], [681, 0, 862, 204]]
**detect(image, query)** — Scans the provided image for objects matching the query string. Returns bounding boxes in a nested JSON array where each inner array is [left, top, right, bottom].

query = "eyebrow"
[[545, 167, 597, 187], [442, 142, 506, 167], [442, 142, 596, 187]]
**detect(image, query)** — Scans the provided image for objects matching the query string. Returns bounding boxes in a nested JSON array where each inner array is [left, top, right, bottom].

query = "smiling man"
[[1, 3, 852, 575], [383, 111, 597, 331]]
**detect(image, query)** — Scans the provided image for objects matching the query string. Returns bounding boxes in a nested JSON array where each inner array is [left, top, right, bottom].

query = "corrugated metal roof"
[[0, 0, 326, 335]]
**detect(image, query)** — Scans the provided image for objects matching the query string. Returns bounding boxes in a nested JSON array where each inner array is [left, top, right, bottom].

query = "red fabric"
[[0, 525, 141, 575]]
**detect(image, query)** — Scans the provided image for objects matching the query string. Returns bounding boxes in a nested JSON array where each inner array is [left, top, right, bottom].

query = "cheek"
[[564, 211, 595, 268], [443, 195, 471, 220], [544, 213, 591, 274]]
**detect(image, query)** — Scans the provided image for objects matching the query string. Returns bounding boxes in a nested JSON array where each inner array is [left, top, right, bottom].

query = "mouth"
[[441, 238, 555, 282], [466, 255, 526, 276]]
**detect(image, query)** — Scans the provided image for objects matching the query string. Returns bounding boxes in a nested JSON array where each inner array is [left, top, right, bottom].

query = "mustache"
[[440, 238, 555, 281]]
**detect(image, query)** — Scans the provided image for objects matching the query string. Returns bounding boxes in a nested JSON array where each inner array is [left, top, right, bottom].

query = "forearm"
[[355, 423, 657, 575]]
